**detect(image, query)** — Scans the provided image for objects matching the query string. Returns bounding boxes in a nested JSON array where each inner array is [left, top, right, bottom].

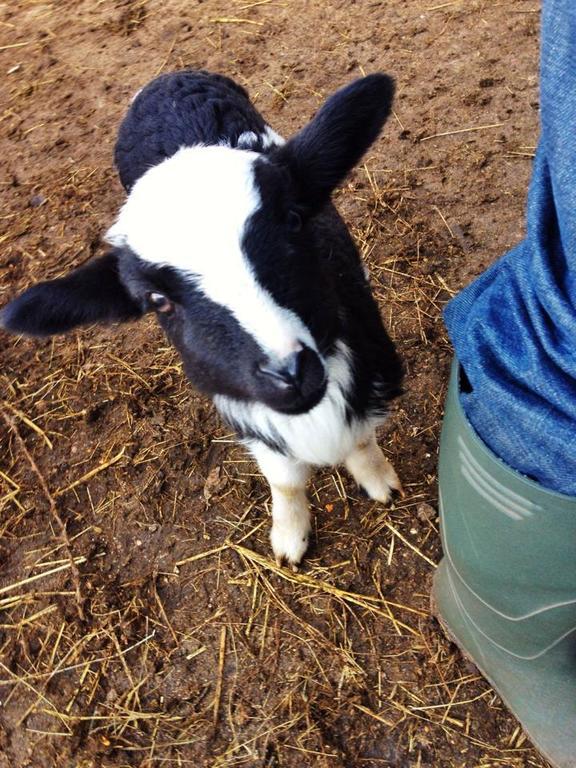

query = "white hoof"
[[345, 436, 403, 505], [360, 463, 403, 504], [270, 516, 311, 567]]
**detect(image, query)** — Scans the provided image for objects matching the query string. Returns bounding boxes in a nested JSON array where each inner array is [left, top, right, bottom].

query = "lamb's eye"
[[287, 210, 302, 232], [147, 292, 174, 314]]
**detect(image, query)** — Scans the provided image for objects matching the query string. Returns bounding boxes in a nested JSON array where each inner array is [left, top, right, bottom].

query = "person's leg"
[[435, 3, 576, 766], [434, 363, 576, 768], [444, 0, 576, 494]]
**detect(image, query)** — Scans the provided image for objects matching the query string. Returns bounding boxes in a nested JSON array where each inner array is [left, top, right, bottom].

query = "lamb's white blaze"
[[106, 145, 315, 360]]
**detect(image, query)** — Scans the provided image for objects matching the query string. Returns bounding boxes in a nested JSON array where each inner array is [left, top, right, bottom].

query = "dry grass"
[[0, 1, 547, 766]]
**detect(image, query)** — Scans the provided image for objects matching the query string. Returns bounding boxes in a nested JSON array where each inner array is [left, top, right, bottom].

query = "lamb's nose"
[[259, 347, 306, 387], [258, 348, 307, 389]]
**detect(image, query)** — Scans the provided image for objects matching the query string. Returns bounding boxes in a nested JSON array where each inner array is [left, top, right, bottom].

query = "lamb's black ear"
[[272, 74, 395, 213], [0, 250, 143, 337]]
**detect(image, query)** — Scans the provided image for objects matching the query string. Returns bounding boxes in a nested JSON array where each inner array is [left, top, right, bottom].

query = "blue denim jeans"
[[444, 0, 576, 495]]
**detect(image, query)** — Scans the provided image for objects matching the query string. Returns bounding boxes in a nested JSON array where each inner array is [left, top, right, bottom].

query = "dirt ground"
[[0, 1, 545, 767]]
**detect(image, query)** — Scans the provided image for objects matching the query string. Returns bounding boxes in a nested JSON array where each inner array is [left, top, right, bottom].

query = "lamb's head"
[[104, 144, 334, 414], [0, 74, 395, 416]]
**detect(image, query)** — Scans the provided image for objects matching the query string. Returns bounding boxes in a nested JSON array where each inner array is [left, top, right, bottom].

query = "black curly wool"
[[114, 70, 271, 192]]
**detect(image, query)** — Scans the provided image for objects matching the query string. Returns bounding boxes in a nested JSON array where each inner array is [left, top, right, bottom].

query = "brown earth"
[[0, 1, 545, 767]]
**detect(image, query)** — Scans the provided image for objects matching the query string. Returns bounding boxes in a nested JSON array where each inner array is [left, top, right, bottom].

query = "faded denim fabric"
[[443, 0, 576, 495]]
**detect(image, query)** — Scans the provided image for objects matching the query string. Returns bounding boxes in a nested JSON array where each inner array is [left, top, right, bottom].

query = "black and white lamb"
[[1, 70, 404, 567]]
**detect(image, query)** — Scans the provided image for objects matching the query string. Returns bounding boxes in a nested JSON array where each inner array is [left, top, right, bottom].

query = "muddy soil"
[[0, 1, 545, 767]]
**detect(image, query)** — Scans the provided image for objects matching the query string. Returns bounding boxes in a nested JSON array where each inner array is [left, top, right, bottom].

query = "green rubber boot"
[[432, 360, 576, 768]]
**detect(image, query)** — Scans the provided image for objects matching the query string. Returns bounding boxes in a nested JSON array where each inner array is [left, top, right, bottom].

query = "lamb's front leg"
[[344, 431, 403, 503], [249, 441, 312, 568]]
